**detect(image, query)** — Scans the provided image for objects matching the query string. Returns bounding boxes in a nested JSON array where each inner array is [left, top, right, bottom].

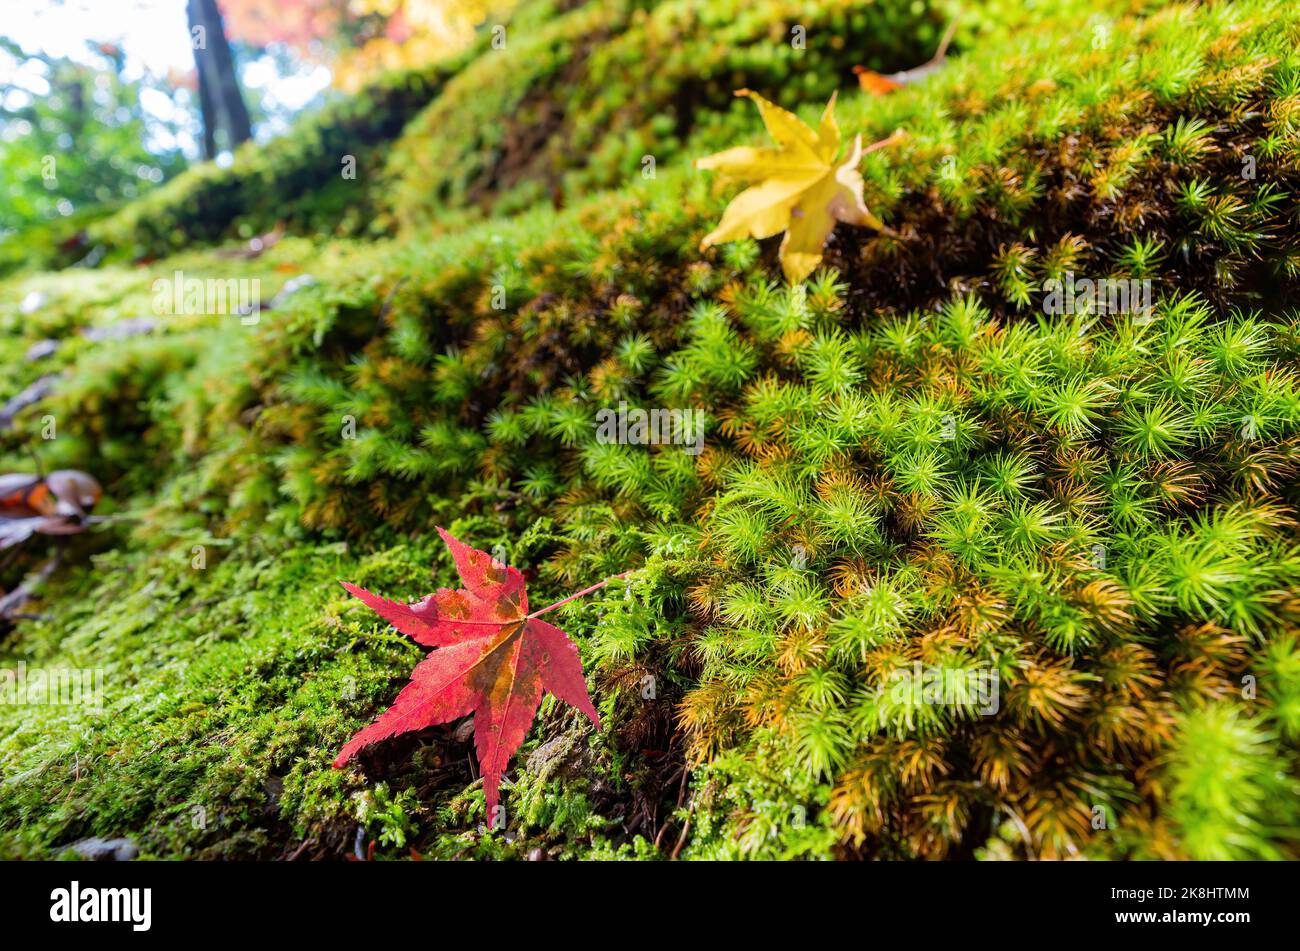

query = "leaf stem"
[[529, 570, 633, 619], [863, 131, 906, 156]]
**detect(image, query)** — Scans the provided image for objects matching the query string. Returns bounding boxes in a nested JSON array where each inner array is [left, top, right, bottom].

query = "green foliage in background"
[[0, 40, 187, 235], [0, 39, 189, 274]]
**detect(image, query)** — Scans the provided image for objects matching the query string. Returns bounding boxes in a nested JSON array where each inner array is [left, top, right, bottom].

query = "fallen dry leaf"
[[334, 528, 603, 818], [853, 67, 905, 96], [695, 89, 897, 283], [853, 19, 958, 96]]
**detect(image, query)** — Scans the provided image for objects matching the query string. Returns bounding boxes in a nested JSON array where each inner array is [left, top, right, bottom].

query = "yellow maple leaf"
[[695, 89, 898, 284]]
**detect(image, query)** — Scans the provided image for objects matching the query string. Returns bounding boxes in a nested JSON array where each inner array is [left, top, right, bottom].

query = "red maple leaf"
[[334, 528, 614, 817]]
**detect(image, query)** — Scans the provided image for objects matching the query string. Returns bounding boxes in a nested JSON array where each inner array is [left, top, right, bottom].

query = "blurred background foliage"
[[0, 0, 511, 250], [0, 38, 187, 236]]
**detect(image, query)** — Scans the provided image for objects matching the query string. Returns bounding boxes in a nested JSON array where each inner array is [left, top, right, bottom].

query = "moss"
[[383, 0, 951, 228]]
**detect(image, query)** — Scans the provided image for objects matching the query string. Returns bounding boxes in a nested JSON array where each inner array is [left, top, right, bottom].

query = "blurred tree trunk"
[[187, 0, 252, 159], [59, 65, 87, 143], [190, 17, 219, 159]]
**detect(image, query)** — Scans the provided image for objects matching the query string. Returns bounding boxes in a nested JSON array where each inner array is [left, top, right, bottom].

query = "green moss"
[[384, 0, 951, 227]]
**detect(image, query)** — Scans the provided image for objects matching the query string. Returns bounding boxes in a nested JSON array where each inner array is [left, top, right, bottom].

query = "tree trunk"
[[187, 0, 252, 158], [188, 0, 218, 159]]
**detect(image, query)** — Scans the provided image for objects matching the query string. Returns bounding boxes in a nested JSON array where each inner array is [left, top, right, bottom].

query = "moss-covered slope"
[[381, 0, 956, 225]]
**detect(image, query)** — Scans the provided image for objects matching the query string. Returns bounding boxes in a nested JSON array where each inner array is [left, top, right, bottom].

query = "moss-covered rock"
[[382, 0, 953, 226]]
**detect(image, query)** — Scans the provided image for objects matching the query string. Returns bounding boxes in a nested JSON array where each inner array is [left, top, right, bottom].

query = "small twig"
[[0, 374, 60, 433], [653, 818, 674, 852], [653, 767, 694, 859], [932, 17, 958, 62], [83, 514, 141, 526], [670, 815, 692, 861], [883, 16, 960, 85], [0, 551, 62, 620], [375, 277, 409, 335]]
